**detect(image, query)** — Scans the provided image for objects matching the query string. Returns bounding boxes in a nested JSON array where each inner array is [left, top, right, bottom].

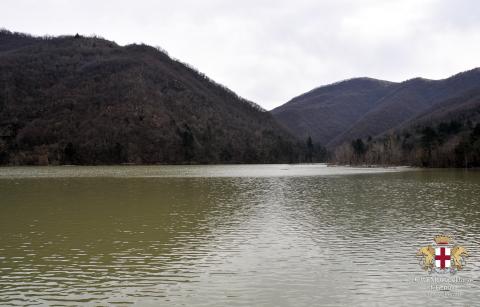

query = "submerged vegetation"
[[333, 120, 480, 168]]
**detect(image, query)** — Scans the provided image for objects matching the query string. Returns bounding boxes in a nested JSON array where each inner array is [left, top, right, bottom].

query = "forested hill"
[[333, 89, 480, 167], [272, 68, 480, 149], [271, 77, 397, 146], [0, 29, 302, 165], [272, 68, 480, 167]]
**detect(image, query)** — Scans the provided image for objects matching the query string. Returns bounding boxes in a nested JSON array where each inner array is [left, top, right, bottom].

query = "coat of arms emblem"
[[417, 235, 468, 273]]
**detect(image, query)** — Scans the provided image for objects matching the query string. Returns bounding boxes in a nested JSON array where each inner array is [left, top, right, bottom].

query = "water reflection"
[[0, 166, 480, 306]]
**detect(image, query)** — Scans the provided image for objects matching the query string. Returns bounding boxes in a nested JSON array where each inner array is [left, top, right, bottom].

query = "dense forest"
[[332, 90, 480, 167], [1, 29, 478, 167], [0, 29, 308, 165], [333, 121, 480, 167]]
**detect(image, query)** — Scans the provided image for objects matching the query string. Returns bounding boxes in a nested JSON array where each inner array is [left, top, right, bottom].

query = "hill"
[[272, 68, 480, 150], [0, 29, 301, 165], [332, 89, 480, 167], [271, 77, 397, 146]]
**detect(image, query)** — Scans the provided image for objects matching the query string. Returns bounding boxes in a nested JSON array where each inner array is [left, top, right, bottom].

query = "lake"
[[1, 164, 479, 306]]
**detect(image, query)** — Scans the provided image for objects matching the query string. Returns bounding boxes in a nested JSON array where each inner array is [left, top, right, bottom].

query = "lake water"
[[1, 164, 479, 306]]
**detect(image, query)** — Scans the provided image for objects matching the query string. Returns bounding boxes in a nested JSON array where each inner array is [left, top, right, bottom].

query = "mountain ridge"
[[0, 29, 302, 165], [272, 68, 480, 148]]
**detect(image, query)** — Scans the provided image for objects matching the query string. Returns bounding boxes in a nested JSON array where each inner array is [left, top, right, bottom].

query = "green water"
[[0, 165, 479, 306]]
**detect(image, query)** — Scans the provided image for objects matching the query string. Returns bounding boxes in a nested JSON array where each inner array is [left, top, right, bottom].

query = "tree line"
[[332, 120, 480, 167]]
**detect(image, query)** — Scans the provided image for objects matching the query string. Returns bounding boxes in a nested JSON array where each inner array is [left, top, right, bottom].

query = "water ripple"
[[0, 167, 479, 305]]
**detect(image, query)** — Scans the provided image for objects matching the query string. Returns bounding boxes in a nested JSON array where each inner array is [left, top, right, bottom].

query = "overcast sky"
[[2, 0, 479, 109]]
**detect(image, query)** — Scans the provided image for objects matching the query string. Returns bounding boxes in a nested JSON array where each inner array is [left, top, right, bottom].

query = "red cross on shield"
[[435, 247, 451, 269]]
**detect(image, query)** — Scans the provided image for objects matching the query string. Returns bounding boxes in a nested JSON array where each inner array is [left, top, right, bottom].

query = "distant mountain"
[[271, 77, 397, 146], [0, 29, 301, 165], [405, 88, 480, 127], [272, 68, 480, 149]]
